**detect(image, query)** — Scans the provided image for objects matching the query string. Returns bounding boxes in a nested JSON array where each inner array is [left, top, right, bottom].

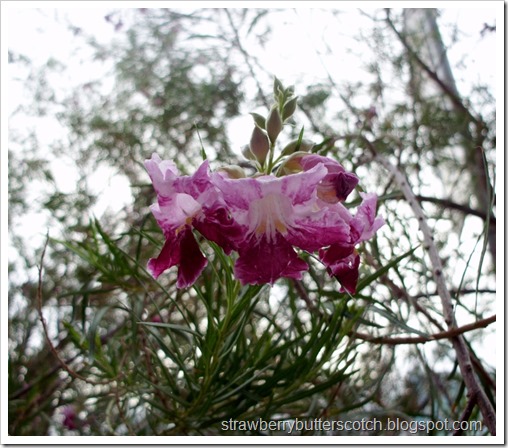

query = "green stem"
[[266, 142, 276, 174]]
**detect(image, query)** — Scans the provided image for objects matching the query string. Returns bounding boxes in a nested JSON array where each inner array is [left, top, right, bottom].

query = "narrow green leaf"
[[356, 245, 419, 293]]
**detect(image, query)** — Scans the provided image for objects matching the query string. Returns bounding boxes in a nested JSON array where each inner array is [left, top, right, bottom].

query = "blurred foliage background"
[[7, 7, 497, 436]]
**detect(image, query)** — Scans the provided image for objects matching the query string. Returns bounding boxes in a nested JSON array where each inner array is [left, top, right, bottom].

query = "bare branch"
[[369, 147, 496, 435], [352, 314, 496, 345]]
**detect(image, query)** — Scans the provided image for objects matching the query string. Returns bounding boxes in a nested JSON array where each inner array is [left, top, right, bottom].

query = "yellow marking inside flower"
[[249, 193, 292, 243], [256, 218, 288, 236]]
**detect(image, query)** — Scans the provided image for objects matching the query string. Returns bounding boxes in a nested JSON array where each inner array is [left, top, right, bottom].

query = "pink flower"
[[61, 406, 77, 430], [213, 155, 383, 291], [145, 154, 241, 288], [212, 163, 357, 285], [145, 152, 383, 293]]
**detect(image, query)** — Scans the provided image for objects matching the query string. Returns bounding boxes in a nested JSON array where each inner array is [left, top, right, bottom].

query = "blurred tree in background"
[[7, 7, 497, 436]]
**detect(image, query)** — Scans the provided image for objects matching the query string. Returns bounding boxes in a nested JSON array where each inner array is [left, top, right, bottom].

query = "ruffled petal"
[[147, 226, 207, 288], [300, 154, 359, 203], [288, 210, 351, 252], [144, 153, 180, 198], [234, 234, 308, 285], [319, 244, 360, 293], [351, 193, 385, 242], [150, 193, 202, 232], [176, 226, 208, 288], [194, 205, 243, 255]]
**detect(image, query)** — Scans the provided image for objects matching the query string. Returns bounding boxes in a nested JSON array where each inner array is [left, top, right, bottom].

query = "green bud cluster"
[[241, 77, 314, 175]]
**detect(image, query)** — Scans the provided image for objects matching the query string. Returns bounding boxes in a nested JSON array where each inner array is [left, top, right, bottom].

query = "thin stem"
[[36, 234, 113, 387], [352, 314, 496, 345]]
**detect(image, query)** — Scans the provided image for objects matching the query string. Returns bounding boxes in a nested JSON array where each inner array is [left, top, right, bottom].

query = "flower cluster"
[[145, 79, 383, 293]]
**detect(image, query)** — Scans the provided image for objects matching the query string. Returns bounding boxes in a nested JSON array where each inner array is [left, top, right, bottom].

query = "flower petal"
[[234, 234, 308, 285], [144, 153, 180, 198], [176, 227, 208, 288], [351, 193, 385, 242], [150, 193, 202, 232], [301, 154, 359, 203], [319, 244, 360, 293], [147, 226, 207, 288], [194, 205, 243, 255]]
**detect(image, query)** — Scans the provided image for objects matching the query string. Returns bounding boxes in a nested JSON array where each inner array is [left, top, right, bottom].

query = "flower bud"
[[249, 126, 270, 166], [273, 77, 284, 98], [241, 144, 256, 161], [266, 106, 283, 144], [281, 138, 315, 156], [277, 151, 308, 175], [218, 164, 246, 179], [250, 112, 266, 130], [282, 97, 298, 121]]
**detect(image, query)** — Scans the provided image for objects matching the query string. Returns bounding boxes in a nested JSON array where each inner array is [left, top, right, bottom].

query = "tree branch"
[[369, 147, 496, 435], [352, 314, 495, 345]]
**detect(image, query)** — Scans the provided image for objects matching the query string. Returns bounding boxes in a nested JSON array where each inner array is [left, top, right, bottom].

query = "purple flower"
[[212, 162, 358, 285], [61, 406, 77, 431], [145, 154, 241, 288], [145, 152, 383, 293]]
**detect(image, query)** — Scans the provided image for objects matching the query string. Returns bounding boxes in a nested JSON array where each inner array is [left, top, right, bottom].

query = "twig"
[[223, 9, 270, 108], [36, 235, 111, 386], [453, 397, 478, 436], [394, 193, 496, 225], [352, 314, 495, 345], [371, 151, 496, 435], [384, 10, 481, 125]]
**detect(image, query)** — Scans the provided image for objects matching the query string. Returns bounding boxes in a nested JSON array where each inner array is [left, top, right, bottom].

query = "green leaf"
[[88, 305, 112, 360], [356, 245, 419, 293]]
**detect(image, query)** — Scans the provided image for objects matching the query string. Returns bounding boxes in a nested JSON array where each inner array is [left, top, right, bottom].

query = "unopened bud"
[[241, 144, 256, 161], [273, 77, 284, 98], [277, 151, 308, 175], [218, 165, 246, 179], [249, 126, 270, 165], [250, 112, 266, 130], [281, 138, 315, 156], [282, 97, 298, 121], [266, 106, 283, 144]]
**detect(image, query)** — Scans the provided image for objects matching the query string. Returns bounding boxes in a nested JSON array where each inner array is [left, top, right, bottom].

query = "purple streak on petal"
[[147, 227, 207, 288], [176, 226, 208, 288], [147, 235, 180, 279], [331, 171, 359, 202], [288, 210, 351, 252], [332, 252, 360, 294], [175, 160, 212, 197], [300, 154, 345, 173], [194, 205, 243, 255], [319, 242, 355, 267], [319, 244, 360, 293], [234, 234, 308, 285]]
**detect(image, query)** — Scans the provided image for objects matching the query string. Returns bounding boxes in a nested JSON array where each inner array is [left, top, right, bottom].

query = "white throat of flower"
[[247, 193, 293, 243]]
